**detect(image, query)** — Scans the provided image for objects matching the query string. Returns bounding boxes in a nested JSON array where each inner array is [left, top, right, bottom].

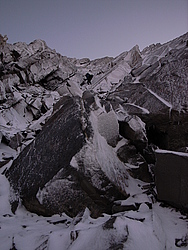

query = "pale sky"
[[0, 0, 187, 59]]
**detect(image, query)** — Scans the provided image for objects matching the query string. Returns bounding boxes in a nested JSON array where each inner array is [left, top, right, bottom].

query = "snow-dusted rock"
[[97, 110, 119, 147], [155, 149, 188, 210], [5, 96, 86, 213], [5, 96, 129, 217], [119, 115, 148, 151]]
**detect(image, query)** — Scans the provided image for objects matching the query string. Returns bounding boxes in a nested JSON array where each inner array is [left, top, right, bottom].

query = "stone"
[[0, 80, 6, 103], [5, 95, 129, 217], [117, 144, 152, 182], [0, 34, 8, 47], [2, 132, 24, 150], [6, 96, 86, 211], [97, 110, 119, 147], [119, 115, 148, 151], [155, 149, 188, 210]]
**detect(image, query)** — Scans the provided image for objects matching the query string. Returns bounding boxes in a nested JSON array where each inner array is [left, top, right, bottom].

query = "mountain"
[[0, 33, 188, 249]]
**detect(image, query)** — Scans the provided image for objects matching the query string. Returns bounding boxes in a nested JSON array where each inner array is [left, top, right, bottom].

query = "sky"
[[0, 0, 187, 59]]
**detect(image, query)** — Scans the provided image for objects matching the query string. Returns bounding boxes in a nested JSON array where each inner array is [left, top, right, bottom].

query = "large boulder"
[[155, 149, 188, 210], [6, 96, 87, 214], [5, 96, 129, 217]]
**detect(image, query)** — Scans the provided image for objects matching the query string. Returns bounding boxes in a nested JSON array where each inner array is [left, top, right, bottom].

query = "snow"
[[0, 106, 188, 249], [128, 115, 146, 133], [147, 88, 173, 109], [71, 109, 129, 192], [124, 103, 150, 114], [97, 110, 119, 146], [155, 149, 188, 157], [1, 178, 187, 250]]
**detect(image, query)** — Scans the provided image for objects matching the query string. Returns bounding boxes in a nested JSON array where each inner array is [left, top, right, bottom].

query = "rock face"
[[155, 149, 188, 210], [1, 32, 188, 218]]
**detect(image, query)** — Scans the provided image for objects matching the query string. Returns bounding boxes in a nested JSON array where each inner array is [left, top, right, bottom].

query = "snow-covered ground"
[[0, 154, 188, 249]]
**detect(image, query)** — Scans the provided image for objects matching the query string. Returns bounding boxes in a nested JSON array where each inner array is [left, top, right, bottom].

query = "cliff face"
[[0, 33, 188, 249]]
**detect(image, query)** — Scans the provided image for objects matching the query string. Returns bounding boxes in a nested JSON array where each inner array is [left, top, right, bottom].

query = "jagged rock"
[[82, 90, 95, 107], [29, 56, 59, 83], [119, 115, 148, 151], [0, 34, 8, 47], [79, 58, 90, 65], [2, 132, 24, 150], [155, 149, 188, 210], [0, 80, 6, 103], [112, 203, 139, 213], [131, 64, 150, 77], [117, 144, 152, 182]]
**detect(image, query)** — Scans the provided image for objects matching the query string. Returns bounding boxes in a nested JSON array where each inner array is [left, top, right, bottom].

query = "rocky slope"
[[0, 32, 188, 249]]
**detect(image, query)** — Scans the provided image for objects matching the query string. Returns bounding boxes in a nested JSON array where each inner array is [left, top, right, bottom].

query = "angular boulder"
[[5, 95, 129, 217], [155, 149, 188, 210], [119, 115, 148, 151], [6, 96, 87, 212]]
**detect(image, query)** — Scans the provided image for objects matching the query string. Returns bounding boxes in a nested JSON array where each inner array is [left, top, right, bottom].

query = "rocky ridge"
[[0, 32, 188, 249]]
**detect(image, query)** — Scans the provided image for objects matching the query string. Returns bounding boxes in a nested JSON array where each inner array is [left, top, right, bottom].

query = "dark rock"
[[82, 90, 95, 107], [145, 110, 188, 150], [175, 235, 188, 247], [102, 216, 116, 229], [117, 144, 137, 162], [0, 159, 11, 168], [36, 168, 113, 218], [128, 162, 152, 183], [0, 80, 6, 103], [2, 132, 24, 150], [112, 203, 139, 213], [143, 144, 158, 164], [131, 64, 150, 77], [11, 50, 21, 61], [155, 149, 188, 210], [6, 96, 86, 209], [85, 73, 93, 84], [117, 144, 152, 182], [119, 115, 148, 151]]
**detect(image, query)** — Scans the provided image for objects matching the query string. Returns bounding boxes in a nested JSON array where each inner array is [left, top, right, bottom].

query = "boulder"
[[5, 96, 128, 217], [97, 110, 119, 147], [119, 115, 148, 151], [117, 144, 152, 182], [6, 96, 86, 213], [155, 149, 188, 210]]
